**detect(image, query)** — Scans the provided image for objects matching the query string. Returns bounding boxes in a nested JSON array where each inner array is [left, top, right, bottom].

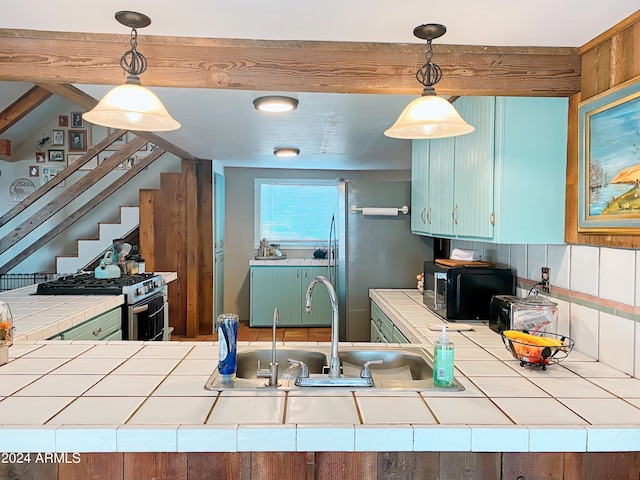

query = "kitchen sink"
[[338, 347, 464, 391], [204, 346, 464, 391], [235, 348, 328, 379]]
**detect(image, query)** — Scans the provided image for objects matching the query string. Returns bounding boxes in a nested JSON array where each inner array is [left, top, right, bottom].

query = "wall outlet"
[[541, 267, 550, 293]]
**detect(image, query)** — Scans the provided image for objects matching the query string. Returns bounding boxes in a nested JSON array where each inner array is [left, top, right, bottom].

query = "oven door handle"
[[133, 304, 149, 314]]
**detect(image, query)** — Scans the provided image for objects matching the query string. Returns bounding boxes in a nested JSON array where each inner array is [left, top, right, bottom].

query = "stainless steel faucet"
[[256, 307, 279, 386], [305, 276, 340, 378]]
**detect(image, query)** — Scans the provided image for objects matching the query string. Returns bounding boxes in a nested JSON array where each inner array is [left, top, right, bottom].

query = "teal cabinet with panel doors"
[[250, 265, 332, 327], [411, 96, 568, 244]]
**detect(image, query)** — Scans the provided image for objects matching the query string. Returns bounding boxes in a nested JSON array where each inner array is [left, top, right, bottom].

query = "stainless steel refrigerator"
[[335, 180, 434, 341]]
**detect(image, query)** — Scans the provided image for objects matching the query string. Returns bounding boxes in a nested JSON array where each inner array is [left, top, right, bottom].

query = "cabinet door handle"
[[92, 327, 102, 337], [427, 207, 432, 225], [420, 208, 426, 224], [452, 204, 458, 225]]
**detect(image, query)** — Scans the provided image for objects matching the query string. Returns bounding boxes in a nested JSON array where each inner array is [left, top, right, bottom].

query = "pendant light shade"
[[83, 11, 180, 132], [384, 23, 473, 140], [83, 77, 180, 132], [384, 91, 474, 139]]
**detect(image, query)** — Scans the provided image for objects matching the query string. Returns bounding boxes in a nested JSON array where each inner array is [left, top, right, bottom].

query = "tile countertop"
[[0, 272, 177, 342], [0, 288, 638, 454], [249, 258, 330, 266]]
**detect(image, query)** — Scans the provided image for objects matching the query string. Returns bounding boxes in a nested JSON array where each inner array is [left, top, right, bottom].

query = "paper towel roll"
[[361, 207, 398, 216]]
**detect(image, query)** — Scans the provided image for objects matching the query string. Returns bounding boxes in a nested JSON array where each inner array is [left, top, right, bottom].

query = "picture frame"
[[70, 112, 84, 128], [29, 166, 39, 177], [51, 129, 65, 146], [578, 78, 640, 234], [67, 153, 97, 171], [126, 155, 138, 169], [35, 151, 46, 163], [58, 115, 68, 127], [47, 149, 64, 162], [41, 166, 64, 187], [68, 130, 87, 151]]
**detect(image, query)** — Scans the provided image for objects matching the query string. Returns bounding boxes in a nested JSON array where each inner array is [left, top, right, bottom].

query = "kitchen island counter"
[[0, 288, 638, 459]]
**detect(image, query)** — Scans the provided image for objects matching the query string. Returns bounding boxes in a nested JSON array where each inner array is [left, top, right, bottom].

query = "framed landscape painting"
[[578, 77, 640, 234]]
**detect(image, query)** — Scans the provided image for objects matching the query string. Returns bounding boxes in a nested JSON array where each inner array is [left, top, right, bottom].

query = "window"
[[255, 179, 337, 248]]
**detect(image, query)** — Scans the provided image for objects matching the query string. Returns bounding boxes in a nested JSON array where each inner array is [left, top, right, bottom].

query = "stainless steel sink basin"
[[204, 346, 464, 391], [236, 349, 328, 379], [338, 349, 433, 380]]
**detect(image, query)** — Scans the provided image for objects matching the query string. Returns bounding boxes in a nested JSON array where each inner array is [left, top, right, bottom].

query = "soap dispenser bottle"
[[433, 325, 455, 387]]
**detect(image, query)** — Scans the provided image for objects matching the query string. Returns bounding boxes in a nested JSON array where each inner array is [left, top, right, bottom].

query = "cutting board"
[[435, 258, 494, 267]]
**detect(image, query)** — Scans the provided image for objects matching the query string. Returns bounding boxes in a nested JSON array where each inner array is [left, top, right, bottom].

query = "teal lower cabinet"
[[250, 266, 332, 327], [50, 307, 122, 341], [371, 301, 409, 343]]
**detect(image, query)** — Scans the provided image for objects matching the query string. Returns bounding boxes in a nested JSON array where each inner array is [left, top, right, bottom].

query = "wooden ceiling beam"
[[0, 28, 581, 97], [0, 85, 52, 135]]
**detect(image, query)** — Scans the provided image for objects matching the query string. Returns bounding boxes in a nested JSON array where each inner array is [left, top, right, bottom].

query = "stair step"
[[55, 206, 140, 274]]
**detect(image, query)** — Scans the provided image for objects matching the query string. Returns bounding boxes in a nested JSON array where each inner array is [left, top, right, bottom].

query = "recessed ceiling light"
[[253, 96, 299, 113], [273, 148, 300, 158]]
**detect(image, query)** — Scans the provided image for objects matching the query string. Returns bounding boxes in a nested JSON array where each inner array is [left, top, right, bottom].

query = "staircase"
[[55, 206, 139, 275]]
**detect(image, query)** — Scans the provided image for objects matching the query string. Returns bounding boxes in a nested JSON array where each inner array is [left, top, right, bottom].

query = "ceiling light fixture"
[[273, 148, 300, 158], [384, 24, 474, 140], [253, 96, 299, 113], [83, 11, 180, 132]]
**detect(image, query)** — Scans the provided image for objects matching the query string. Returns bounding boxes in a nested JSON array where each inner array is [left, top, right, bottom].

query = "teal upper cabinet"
[[428, 136, 455, 236], [452, 96, 495, 239], [411, 140, 430, 235], [411, 96, 568, 244]]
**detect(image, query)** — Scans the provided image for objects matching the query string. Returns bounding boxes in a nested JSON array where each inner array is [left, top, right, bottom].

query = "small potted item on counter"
[[0, 301, 13, 366]]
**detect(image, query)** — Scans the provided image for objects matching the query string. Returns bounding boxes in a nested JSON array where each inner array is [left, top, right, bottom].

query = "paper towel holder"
[[350, 205, 409, 215]]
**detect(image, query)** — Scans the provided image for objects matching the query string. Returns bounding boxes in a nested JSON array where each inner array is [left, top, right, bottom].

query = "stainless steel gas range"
[[36, 273, 169, 341]]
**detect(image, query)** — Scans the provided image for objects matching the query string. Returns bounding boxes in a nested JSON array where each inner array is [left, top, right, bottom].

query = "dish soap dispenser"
[[433, 325, 454, 387]]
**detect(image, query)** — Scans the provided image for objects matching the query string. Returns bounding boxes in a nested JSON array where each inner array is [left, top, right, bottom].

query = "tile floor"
[[171, 321, 332, 343]]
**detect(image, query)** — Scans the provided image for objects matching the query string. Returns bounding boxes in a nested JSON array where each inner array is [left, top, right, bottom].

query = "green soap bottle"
[[433, 325, 454, 387]]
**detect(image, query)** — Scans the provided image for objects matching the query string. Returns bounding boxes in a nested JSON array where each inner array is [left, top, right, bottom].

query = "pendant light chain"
[[119, 26, 148, 78], [416, 38, 442, 90]]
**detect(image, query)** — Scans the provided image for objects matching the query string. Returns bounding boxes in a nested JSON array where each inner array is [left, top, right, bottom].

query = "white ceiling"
[[1, 1, 638, 170]]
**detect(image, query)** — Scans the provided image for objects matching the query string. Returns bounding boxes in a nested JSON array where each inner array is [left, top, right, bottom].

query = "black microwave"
[[423, 261, 515, 321]]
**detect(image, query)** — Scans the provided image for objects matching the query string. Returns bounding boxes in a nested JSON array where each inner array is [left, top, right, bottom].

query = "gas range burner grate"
[[35, 273, 157, 295]]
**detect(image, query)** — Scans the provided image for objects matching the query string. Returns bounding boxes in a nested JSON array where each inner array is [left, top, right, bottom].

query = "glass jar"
[[0, 301, 13, 348]]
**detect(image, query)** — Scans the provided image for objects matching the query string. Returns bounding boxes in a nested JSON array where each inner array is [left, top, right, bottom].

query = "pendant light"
[[384, 24, 474, 140], [83, 11, 181, 132]]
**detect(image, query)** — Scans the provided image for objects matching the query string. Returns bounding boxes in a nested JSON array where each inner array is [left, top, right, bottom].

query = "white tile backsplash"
[[526, 244, 547, 282], [599, 248, 635, 304], [548, 244, 570, 290], [598, 312, 635, 375], [569, 304, 599, 358], [510, 244, 527, 278], [570, 245, 599, 296], [477, 240, 640, 382]]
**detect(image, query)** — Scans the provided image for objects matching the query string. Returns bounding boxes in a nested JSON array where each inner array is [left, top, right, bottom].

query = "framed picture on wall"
[[35, 151, 46, 163], [42, 166, 64, 187], [71, 112, 84, 128], [68, 130, 87, 151], [578, 78, 640, 233], [51, 129, 65, 146], [58, 115, 68, 127], [68, 153, 97, 171], [48, 149, 64, 162]]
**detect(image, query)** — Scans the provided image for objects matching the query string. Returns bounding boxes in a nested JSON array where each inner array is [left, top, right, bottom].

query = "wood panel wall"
[[565, 10, 640, 247], [1, 451, 638, 480], [139, 158, 213, 337]]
